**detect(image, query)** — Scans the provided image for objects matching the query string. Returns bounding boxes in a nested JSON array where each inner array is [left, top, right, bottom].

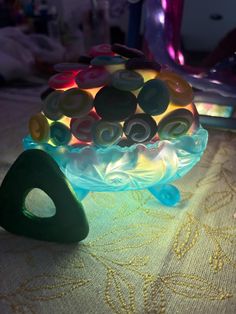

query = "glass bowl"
[[23, 127, 208, 206]]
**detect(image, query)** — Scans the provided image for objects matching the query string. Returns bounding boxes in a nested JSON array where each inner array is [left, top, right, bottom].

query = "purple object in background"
[[145, 0, 236, 98]]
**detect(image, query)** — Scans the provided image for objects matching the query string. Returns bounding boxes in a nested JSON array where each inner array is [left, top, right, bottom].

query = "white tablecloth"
[[0, 86, 235, 314]]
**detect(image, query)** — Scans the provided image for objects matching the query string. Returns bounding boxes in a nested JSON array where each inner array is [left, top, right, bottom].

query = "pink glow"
[[167, 44, 175, 60], [161, 0, 167, 10], [178, 51, 185, 65]]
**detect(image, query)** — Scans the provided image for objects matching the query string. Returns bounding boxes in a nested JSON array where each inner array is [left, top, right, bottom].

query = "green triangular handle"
[[0, 149, 89, 243]]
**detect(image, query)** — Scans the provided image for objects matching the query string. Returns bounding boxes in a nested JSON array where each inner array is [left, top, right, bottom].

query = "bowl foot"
[[148, 184, 180, 206], [73, 187, 89, 201]]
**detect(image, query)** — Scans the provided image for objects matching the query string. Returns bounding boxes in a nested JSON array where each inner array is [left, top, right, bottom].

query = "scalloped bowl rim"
[[23, 127, 208, 191]]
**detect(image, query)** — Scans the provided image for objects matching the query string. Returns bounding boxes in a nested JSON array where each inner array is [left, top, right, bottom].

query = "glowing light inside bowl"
[[26, 43, 208, 204], [23, 127, 208, 192], [135, 69, 158, 82]]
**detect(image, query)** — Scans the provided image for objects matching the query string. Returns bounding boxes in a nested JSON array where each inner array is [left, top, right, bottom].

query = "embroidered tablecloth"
[[0, 87, 235, 314]]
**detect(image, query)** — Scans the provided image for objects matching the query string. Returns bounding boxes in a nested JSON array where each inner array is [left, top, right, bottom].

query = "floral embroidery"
[[0, 130, 235, 313]]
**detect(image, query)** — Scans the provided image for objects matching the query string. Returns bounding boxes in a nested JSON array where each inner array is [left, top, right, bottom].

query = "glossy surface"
[[148, 184, 181, 206]]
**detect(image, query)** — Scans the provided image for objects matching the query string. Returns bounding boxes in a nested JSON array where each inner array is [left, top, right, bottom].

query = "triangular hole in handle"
[[24, 188, 56, 219]]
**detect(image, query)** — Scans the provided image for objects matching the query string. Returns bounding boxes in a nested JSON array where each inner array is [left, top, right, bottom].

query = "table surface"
[[0, 86, 235, 314]]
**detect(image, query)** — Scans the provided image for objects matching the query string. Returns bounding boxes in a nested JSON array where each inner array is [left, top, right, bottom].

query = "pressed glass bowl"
[[23, 127, 208, 206]]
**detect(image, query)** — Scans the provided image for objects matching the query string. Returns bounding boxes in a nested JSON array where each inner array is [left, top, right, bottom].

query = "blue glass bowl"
[[23, 127, 208, 206]]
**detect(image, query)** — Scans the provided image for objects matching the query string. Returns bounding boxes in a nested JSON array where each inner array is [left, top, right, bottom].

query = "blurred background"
[[0, 0, 235, 88], [0, 0, 130, 83]]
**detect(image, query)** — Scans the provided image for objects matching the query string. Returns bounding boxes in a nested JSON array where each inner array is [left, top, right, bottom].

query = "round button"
[[158, 108, 194, 140], [42, 90, 64, 121], [92, 120, 123, 147], [94, 86, 137, 122], [111, 69, 144, 91], [158, 70, 193, 105], [50, 122, 71, 146], [124, 113, 157, 143], [29, 113, 50, 142], [70, 111, 100, 142], [59, 88, 93, 118], [75, 67, 110, 89], [137, 79, 170, 115], [48, 72, 76, 90]]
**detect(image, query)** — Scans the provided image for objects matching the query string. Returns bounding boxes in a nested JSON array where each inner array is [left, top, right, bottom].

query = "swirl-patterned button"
[[158, 108, 194, 140], [42, 90, 63, 121], [124, 113, 157, 143], [137, 79, 170, 115], [28, 43, 200, 148], [70, 111, 100, 142], [48, 72, 76, 90], [158, 70, 193, 105], [50, 122, 71, 146], [75, 67, 110, 89], [29, 113, 50, 142], [92, 120, 123, 147], [59, 88, 93, 118], [111, 69, 144, 91], [94, 86, 137, 122]]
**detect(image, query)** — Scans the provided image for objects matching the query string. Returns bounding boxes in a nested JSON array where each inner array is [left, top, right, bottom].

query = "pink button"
[[49, 72, 77, 90], [70, 111, 100, 142], [75, 67, 110, 89]]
